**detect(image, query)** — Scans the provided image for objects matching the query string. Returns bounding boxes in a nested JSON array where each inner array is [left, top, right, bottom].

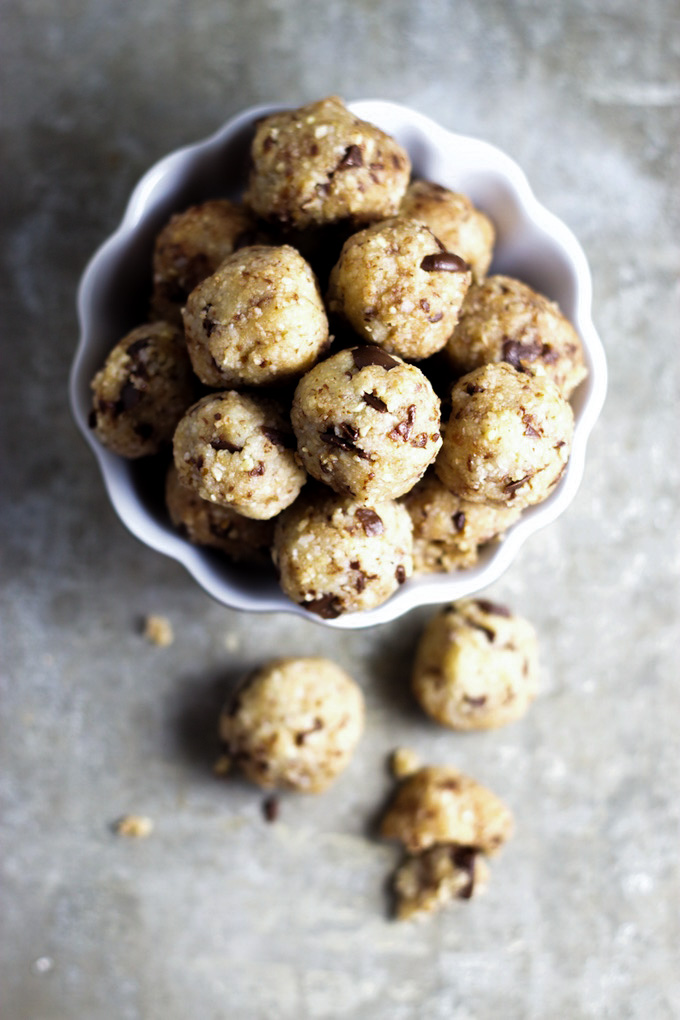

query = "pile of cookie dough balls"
[[89, 95, 588, 618]]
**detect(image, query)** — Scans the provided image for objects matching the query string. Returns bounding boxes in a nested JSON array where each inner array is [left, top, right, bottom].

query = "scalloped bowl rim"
[[70, 99, 607, 630]]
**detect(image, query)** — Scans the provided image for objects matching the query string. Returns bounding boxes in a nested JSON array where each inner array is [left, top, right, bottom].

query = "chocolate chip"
[[262, 796, 279, 823], [452, 511, 466, 532], [295, 717, 324, 745], [337, 144, 363, 169], [502, 338, 542, 371], [126, 337, 152, 358], [468, 621, 496, 641], [420, 252, 469, 273], [463, 694, 488, 707], [504, 474, 532, 494], [451, 846, 477, 899], [395, 565, 406, 584], [522, 412, 542, 438], [465, 382, 482, 395], [410, 433, 428, 448], [202, 303, 218, 336], [320, 422, 369, 458], [210, 438, 242, 453], [261, 426, 296, 449], [355, 507, 384, 536], [119, 380, 144, 411], [475, 599, 512, 617], [351, 346, 399, 371], [362, 392, 388, 413], [304, 594, 343, 619], [248, 462, 265, 477], [420, 299, 431, 314], [428, 311, 444, 323], [389, 405, 416, 442]]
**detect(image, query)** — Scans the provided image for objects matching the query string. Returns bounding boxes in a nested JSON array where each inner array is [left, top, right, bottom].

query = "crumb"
[[143, 615, 174, 647], [224, 632, 240, 653], [113, 814, 154, 838], [390, 747, 420, 778], [213, 753, 232, 777], [262, 795, 280, 822]]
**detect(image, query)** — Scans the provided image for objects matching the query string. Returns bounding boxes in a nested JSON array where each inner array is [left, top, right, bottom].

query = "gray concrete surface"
[[1, 1, 679, 1017]]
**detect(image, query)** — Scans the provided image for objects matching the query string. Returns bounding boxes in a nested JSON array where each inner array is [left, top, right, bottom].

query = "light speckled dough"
[[291, 346, 441, 502], [393, 845, 489, 921], [402, 471, 522, 572], [165, 464, 273, 564], [445, 275, 587, 398], [150, 199, 265, 326], [436, 362, 574, 509], [327, 217, 472, 360], [272, 490, 413, 618], [412, 599, 539, 730], [90, 321, 195, 458], [172, 391, 305, 520], [244, 96, 411, 229], [218, 657, 364, 792], [380, 765, 514, 855], [399, 180, 495, 282], [182, 245, 329, 388]]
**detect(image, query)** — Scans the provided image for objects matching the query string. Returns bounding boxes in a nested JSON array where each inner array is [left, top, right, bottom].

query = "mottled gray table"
[[2, 2, 679, 1017]]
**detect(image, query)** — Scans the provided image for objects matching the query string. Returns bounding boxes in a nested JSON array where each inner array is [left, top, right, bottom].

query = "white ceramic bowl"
[[70, 100, 607, 629]]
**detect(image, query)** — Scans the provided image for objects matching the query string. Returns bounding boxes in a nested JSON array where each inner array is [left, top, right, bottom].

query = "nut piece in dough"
[[380, 765, 514, 855], [244, 96, 411, 229], [402, 471, 522, 572], [89, 321, 195, 458], [272, 489, 413, 619], [218, 657, 364, 792], [327, 217, 472, 360], [173, 391, 305, 520], [393, 844, 489, 921], [435, 362, 574, 509], [291, 346, 441, 502], [150, 199, 266, 326], [399, 180, 495, 282], [445, 275, 587, 398], [165, 464, 273, 563], [182, 245, 329, 388], [412, 599, 539, 730]]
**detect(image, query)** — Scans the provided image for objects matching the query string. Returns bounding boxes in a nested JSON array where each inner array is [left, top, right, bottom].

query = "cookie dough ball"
[[244, 96, 411, 229], [89, 321, 195, 458], [380, 765, 514, 855], [412, 599, 539, 730], [400, 181, 495, 282], [150, 199, 265, 326], [436, 362, 574, 509], [291, 346, 441, 502], [327, 217, 472, 360], [182, 245, 329, 388], [218, 657, 364, 792], [445, 275, 587, 398], [173, 391, 305, 520], [393, 844, 489, 921], [165, 464, 273, 564], [272, 490, 413, 618], [402, 472, 521, 572]]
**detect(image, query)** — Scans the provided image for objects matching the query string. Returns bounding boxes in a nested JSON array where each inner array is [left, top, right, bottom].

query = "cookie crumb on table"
[[113, 815, 154, 839], [390, 747, 421, 778], [143, 615, 174, 647]]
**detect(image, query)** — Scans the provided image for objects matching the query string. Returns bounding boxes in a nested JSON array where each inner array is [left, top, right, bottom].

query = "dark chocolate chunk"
[[295, 717, 324, 745], [210, 438, 242, 453], [262, 796, 279, 823], [261, 426, 296, 449], [420, 252, 469, 273], [452, 511, 466, 532], [202, 303, 218, 336], [389, 404, 416, 442], [337, 144, 363, 169], [475, 599, 512, 617], [355, 507, 384, 536], [304, 593, 343, 619], [522, 412, 542, 438], [248, 462, 265, 477], [504, 473, 532, 494], [501, 338, 542, 371], [465, 382, 482, 395], [126, 337, 152, 358], [468, 620, 496, 642], [119, 380, 144, 411], [362, 392, 388, 413], [463, 694, 488, 707], [320, 422, 369, 458], [451, 846, 477, 899], [351, 346, 399, 371], [395, 565, 406, 584]]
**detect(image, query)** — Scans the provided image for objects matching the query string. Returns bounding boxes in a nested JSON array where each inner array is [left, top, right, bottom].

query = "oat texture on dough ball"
[[380, 765, 514, 855], [165, 464, 274, 563], [291, 346, 441, 502], [399, 180, 495, 282], [150, 199, 266, 326], [393, 844, 490, 921], [173, 391, 305, 520], [402, 471, 522, 572], [412, 598, 539, 730], [435, 362, 574, 509], [244, 96, 411, 229], [445, 275, 587, 398], [218, 657, 364, 792], [90, 321, 195, 458], [327, 217, 472, 361], [272, 489, 413, 619], [182, 245, 329, 388]]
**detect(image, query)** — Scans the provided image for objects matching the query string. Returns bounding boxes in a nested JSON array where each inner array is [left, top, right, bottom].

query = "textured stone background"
[[1, 1, 679, 1017]]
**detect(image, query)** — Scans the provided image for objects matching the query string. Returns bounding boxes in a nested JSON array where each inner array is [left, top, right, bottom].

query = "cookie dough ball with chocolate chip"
[[402, 471, 522, 573], [89, 321, 195, 458], [244, 96, 411, 229], [182, 245, 329, 388], [272, 489, 413, 618], [173, 391, 305, 520], [412, 599, 539, 730], [291, 346, 441, 502], [165, 464, 273, 564], [150, 199, 266, 326], [327, 217, 472, 361], [400, 181, 495, 282], [436, 362, 574, 509], [445, 275, 587, 398], [219, 657, 364, 793], [380, 765, 514, 855]]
